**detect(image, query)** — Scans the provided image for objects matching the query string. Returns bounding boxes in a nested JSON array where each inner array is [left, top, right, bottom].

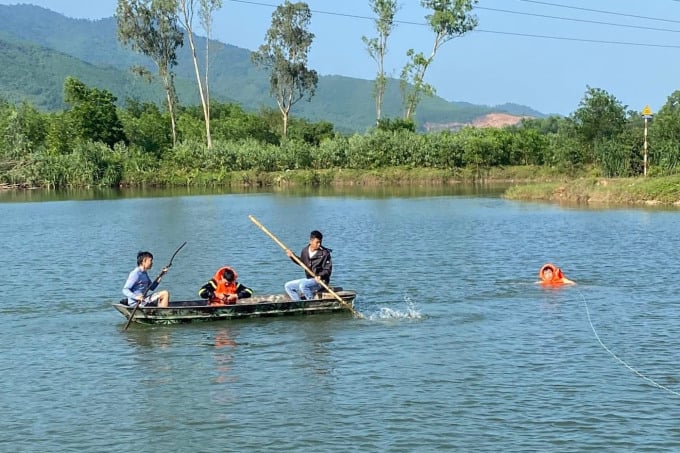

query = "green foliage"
[[362, 0, 398, 121], [593, 139, 631, 178], [376, 117, 416, 133], [278, 139, 314, 170], [314, 136, 349, 169], [12, 141, 124, 188], [571, 86, 626, 163], [287, 119, 334, 146], [209, 103, 279, 144], [0, 8, 544, 133], [400, 0, 479, 119], [250, 0, 318, 137], [116, 0, 184, 143], [426, 131, 464, 168], [2, 101, 48, 158], [63, 77, 127, 147], [45, 111, 79, 155], [543, 118, 584, 174], [649, 90, 680, 175], [0, 83, 675, 189], [120, 98, 173, 158], [509, 126, 548, 165]]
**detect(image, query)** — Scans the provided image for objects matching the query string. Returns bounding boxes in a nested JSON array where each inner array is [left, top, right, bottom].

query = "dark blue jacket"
[[293, 245, 333, 283]]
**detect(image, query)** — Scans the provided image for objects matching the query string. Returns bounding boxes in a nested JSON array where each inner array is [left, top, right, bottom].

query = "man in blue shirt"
[[122, 251, 170, 307]]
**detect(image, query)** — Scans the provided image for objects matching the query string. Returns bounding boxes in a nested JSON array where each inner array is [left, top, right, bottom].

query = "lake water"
[[2, 186, 680, 452]]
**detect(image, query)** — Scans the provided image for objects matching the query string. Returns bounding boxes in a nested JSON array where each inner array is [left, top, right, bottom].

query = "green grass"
[[503, 175, 680, 206]]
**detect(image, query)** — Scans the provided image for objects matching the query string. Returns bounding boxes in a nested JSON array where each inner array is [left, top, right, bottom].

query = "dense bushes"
[[0, 80, 677, 188]]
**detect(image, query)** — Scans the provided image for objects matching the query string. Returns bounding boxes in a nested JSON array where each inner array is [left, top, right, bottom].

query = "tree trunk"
[[204, 34, 211, 146], [162, 73, 177, 146], [187, 33, 211, 148], [282, 110, 289, 138], [180, 0, 211, 148]]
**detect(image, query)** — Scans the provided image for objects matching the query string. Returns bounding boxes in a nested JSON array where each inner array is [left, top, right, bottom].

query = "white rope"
[[580, 288, 680, 397]]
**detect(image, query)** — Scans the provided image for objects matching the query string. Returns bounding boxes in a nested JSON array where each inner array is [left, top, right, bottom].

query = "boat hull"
[[113, 290, 357, 325]]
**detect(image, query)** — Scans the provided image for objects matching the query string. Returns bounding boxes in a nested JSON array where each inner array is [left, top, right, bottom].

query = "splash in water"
[[368, 295, 424, 321]]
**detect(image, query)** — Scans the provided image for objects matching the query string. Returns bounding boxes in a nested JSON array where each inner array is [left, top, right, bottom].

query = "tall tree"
[[116, 0, 184, 146], [649, 91, 680, 173], [251, 1, 318, 138], [177, 0, 221, 148], [400, 0, 478, 120], [571, 86, 627, 171], [571, 86, 626, 148], [199, 0, 222, 146], [362, 0, 398, 123]]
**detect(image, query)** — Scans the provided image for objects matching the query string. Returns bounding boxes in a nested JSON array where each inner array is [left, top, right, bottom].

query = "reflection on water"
[[124, 329, 173, 349], [212, 328, 237, 385], [0, 183, 512, 203]]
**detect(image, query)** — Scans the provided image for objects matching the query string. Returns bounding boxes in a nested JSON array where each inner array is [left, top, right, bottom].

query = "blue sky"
[[1, 0, 678, 116]]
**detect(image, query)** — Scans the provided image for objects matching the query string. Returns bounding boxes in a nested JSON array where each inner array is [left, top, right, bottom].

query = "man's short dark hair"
[[310, 230, 323, 241], [137, 251, 153, 265]]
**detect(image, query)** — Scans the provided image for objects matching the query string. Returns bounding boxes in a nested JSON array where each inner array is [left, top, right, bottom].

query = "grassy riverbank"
[[503, 174, 680, 206], [5, 164, 680, 207], [144, 165, 565, 188]]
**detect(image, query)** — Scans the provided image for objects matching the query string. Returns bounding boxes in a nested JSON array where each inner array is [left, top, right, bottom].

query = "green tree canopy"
[[362, 0, 398, 122], [116, 0, 184, 145], [251, 0, 318, 138], [63, 77, 126, 148], [400, 0, 478, 120]]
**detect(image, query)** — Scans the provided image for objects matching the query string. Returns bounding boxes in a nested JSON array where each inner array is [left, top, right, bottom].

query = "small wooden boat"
[[113, 289, 357, 325]]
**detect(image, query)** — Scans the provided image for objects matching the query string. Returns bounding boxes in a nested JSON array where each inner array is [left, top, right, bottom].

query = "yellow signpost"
[[642, 105, 653, 176]]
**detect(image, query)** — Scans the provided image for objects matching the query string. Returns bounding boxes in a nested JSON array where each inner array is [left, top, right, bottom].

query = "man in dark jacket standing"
[[284, 230, 332, 300]]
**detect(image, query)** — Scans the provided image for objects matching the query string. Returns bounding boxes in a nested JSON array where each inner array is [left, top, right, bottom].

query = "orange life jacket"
[[539, 263, 569, 285], [210, 266, 239, 304]]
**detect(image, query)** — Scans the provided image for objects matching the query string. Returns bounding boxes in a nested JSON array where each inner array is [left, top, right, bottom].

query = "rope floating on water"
[[580, 288, 680, 397]]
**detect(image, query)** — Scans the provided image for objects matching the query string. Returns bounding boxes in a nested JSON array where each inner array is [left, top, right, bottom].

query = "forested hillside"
[[0, 4, 544, 132]]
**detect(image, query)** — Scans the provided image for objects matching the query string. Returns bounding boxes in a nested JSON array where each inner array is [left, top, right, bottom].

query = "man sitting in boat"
[[538, 263, 575, 286], [122, 251, 170, 307], [285, 230, 332, 301], [198, 266, 253, 305]]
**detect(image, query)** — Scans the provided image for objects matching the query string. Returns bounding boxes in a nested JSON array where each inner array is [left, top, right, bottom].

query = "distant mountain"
[[0, 4, 545, 132]]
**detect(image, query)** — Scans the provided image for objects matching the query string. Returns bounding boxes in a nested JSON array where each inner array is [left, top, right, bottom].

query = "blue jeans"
[[285, 278, 322, 301]]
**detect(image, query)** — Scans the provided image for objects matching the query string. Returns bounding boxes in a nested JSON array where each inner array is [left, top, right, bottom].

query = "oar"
[[124, 241, 187, 330], [248, 215, 363, 319]]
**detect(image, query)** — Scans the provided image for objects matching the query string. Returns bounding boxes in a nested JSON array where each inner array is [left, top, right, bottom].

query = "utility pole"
[[642, 105, 653, 176]]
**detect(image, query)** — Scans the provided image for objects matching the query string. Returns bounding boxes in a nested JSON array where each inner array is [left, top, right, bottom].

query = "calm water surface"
[[2, 186, 680, 452]]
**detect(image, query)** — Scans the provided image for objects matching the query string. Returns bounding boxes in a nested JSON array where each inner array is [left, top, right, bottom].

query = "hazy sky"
[[1, 0, 677, 116]]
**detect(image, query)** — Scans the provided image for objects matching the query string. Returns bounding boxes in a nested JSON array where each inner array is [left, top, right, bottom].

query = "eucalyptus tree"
[[400, 0, 478, 120], [362, 0, 398, 123], [177, 0, 222, 148], [251, 1, 318, 138], [198, 0, 222, 146], [116, 0, 184, 146]]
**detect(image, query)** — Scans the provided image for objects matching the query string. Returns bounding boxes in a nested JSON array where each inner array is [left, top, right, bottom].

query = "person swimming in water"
[[538, 263, 575, 285]]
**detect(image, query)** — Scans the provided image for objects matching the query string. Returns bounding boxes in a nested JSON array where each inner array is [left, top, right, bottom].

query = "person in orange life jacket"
[[284, 230, 332, 301], [198, 266, 253, 305], [122, 251, 170, 307], [537, 263, 575, 285]]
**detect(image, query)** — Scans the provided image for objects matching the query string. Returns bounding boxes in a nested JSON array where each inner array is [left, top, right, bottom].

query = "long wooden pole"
[[248, 215, 363, 319], [124, 241, 187, 330]]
